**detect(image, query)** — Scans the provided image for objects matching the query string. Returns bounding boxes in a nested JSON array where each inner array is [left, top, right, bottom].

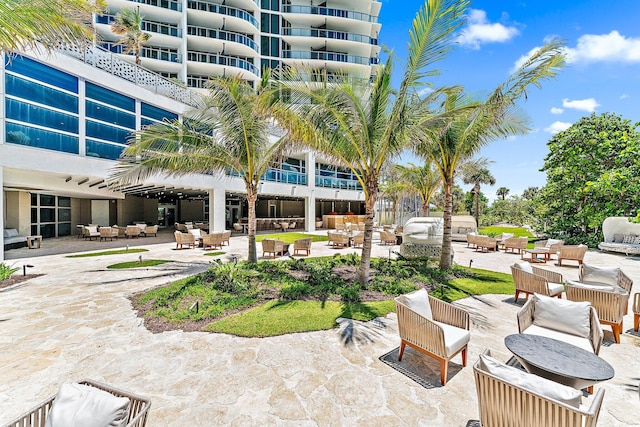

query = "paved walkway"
[[1, 235, 639, 425]]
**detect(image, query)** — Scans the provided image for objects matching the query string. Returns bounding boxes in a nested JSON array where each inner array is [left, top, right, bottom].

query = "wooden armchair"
[[293, 238, 313, 256], [534, 239, 565, 259], [328, 232, 349, 248], [395, 289, 470, 385], [83, 226, 100, 241], [503, 236, 528, 254], [466, 232, 478, 248], [261, 239, 285, 258], [351, 232, 364, 248], [475, 235, 497, 252], [99, 226, 119, 241], [379, 230, 396, 245], [126, 225, 141, 239], [174, 231, 196, 249], [510, 263, 564, 302], [202, 232, 224, 250], [221, 230, 231, 245], [557, 244, 588, 266], [143, 225, 158, 237]]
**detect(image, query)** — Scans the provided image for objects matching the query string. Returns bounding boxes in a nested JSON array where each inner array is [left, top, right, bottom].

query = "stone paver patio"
[[1, 233, 639, 426]]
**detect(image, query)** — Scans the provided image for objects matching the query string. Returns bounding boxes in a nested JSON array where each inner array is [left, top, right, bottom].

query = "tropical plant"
[[112, 76, 290, 263], [110, 7, 150, 65], [537, 112, 640, 244], [0, 262, 19, 282], [433, 185, 464, 213], [496, 186, 510, 200], [462, 161, 495, 227], [395, 162, 441, 216], [414, 39, 566, 269], [0, 0, 104, 53], [271, 0, 470, 283], [522, 186, 539, 200]]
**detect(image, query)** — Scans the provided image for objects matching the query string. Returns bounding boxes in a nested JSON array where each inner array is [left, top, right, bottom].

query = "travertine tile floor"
[[1, 233, 639, 426]]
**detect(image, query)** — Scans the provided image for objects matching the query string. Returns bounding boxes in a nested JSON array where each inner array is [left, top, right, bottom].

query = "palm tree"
[[379, 177, 406, 225], [522, 186, 539, 200], [0, 0, 104, 53], [396, 162, 441, 216], [111, 7, 150, 65], [111, 76, 290, 263], [272, 0, 469, 283], [462, 162, 495, 227], [415, 39, 565, 269], [496, 186, 510, 200]]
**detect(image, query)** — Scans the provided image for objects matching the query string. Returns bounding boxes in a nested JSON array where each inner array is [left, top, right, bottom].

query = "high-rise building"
[[94, 0, 381, 89]]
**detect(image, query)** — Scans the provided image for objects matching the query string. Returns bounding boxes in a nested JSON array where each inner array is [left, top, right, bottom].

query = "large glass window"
[[31, 194, 72, 238], [86, 100, 136, 128], [86, 120, 133, 145], [5, 56, 78, 93], [141, 103, 178, 122], [5, 74, 78, 113], [86, 82, 135, 112], [6, 122, 78, 154], [6, 98, 78, 133], [86, 139, 126, 160]]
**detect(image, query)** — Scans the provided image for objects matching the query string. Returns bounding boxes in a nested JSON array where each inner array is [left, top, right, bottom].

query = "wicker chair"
[[351, 232, 364, 248], [503, 236, 528, 254], [3, 379, 151, 427], [99, 226, 119, 241], [126, 225, 141, 239], [174, 231, 196, 249], [143, 225, 158, 237], [112, 225, 127, 238], [379, 230, 396, 245], [293, 238, 313, 256], [328, 232, 349, 248], [233, 223, 243, 233], [335, 223, 346, 231], [202, 232, 224, 250], [262, 239, 285, 258], [557, 244, 588, 266], [475, 235, 497, 252], [534, 239, 565, 260], [83, 226, 100, 241], [474, 349, 605, 427], [394, 290, 470, 386], [220, 230, 231, 245], [466, 232, 478, 248], [510, 263, 564, 302]]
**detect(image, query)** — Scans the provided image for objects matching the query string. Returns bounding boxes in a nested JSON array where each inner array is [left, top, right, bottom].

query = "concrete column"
[[0, 166, 4, 263], [209, 189, 225, 232], [305, 192, 316, 232]]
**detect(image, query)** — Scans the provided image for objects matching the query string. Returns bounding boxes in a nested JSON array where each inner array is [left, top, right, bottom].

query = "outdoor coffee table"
[[522, 248, 550, 263], [504, 334, 614, 390]]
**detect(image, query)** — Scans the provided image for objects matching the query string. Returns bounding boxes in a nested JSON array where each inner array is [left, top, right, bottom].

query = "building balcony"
[[101, 43, 182, 64], [282, 5, 377, 24], [186, 25, 259, 56], [281, 28, 377, 46], [186, 51, 259, 79], [186, 0, 258, 30], [282, 50, 372, 66], [121, 0, 182, 12]]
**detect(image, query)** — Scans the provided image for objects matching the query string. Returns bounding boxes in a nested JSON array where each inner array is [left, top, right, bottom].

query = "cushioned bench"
[[3, 228, 27, 250], [598, 216, 640, 255]]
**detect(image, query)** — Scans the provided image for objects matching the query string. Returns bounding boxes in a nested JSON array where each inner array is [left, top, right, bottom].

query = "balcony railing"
[[282, 50, 370, 66], [186, 1, 258, 28], [282, 5, 377, 23], [187, 51, 259, 76], [96, 15, 182, 38], [281, 28, 377, 45], [57, 44, 201, 107], [125, 0, 182, 12], [100, 43, 182, 63], [187, 26, 259, 53]]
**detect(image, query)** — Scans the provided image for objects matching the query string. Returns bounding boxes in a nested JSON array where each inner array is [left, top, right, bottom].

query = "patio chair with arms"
[[351, 232, 364, 248], [83, 226, 100, 241], [174, 231, 196, 249], [293, 238, 312, 256], [379, 230, 396, 245], [262, 239, 285, 258], [503, 236, 528, 254], [510, 262, 564, 302], [143, 225, 158, 237], [99, 226, 119, 241], [125, 225, 141, 239], [394, 289, 470, 386], [557, 244, 588, 266], [201, 232, 224, 250], [221, 230, 231, 245], [534, 239, 565, 260]]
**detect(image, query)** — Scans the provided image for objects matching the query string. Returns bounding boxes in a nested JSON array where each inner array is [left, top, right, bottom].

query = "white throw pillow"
[[532, 294, 591, 338], [45, 382, 130, 427], [545, 238, 562, 248], [579, 263, 620, 287], [613, 233, 624, 243], [401, 288, 433, 320], [478, 353, 582, 408], [513, 261, 533, 274]]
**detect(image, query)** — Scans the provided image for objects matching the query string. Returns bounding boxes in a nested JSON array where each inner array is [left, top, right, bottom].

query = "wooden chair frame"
[[510, 265, 564, 302]]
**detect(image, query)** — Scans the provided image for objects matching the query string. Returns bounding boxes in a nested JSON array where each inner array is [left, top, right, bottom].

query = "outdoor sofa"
[[510, 262, 564, 302], [3, 228, 27, 250], [598, 216, 640, 255]]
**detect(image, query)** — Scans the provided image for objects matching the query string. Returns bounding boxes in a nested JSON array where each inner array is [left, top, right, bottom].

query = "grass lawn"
[[67, 248, 149, 258], [203, 251, 225, 257], [431, 268, 515, 302], [478, 226, 533, 238], [107, 260, 170, 269], [206, 300, 395, 337], [255, 232, 328, 244]]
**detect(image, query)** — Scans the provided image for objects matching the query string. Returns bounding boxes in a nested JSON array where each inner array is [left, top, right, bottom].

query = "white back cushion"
[[45, 382, 130, 427], [546, 238, 562, 248], [401, 288, 433, 320], [5, 229, 19, 238], [580, 263, 620, 287], [478, 353, 582, 408], [533, 294, 591, 338], [513, 261, 533, 274]]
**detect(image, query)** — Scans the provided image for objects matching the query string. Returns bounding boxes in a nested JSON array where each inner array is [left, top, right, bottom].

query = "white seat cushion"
[[45, 382, 130, 427], [513, 261, 533, 274], [400, 289, 433, 320], [533, 294, 591, 338], [547, 282, 565, 296], [433, 320, 470, 357], [522, 325, 593, 353], [478, 354, 582, 408]]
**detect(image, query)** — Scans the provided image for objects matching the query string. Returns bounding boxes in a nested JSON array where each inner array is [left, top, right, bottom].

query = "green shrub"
[[0, 263, 19, 281]]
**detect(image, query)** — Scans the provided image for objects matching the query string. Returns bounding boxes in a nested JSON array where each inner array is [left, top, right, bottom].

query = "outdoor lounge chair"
[[534, 239, 565, 260], [221, 230, 231, 245], [474, 349, 605, 427], [262, 239, 285, 258], [351, 232, 364, 248], [3, 379, 151, 427], [394, 289, 470, 386], [510, 262, 564, 302], [126, 225, 141, 239], [233, 223, 243, 233], [503, 236, 528, 254], [142, 225, 158, 237], [379, 230, 396, 245], [293, 238, 312, 256], [328, 232, 349, 248], [99, 226, 119, 241], [557, 244, 588, 266], [83, 226, 100, 241], [113, 225, 127, 238], [202, 232, 224, 250], [474, 235, 497, 252], [466, 232, 478, 248], [174, 231, 196, 249]]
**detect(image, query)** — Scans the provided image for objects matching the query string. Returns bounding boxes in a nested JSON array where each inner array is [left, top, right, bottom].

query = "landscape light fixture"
[[23, 264, 34, 276]]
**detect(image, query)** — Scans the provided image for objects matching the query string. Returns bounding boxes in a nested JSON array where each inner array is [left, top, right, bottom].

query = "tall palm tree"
[[272, 0, 469, 283], [395, 162, 441, 216], [462, 162, 495, 227], [111, 7, 150, 65], [111, 76, 290, 263], [496, 186, 510, 200], [415, 39, 566, 269], [0, 0, 104, 53]]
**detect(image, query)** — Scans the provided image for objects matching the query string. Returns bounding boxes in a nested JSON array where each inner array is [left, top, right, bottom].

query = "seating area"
[[3, 228, 27, 250], [598, 216, 640, 255]]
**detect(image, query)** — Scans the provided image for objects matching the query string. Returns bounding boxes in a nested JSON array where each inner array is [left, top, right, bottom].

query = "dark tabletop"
[[504, 334, 614, 382]]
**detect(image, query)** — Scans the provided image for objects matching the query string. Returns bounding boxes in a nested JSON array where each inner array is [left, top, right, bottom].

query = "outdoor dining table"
[[504, 334, 614, 391]]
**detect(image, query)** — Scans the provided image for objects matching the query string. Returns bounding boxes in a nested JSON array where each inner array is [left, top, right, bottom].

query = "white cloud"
[[513, 46, 542, 70], [620, 93, 630, 99], [417, 87, 434, 97], [545, 121, 571, 134], [550, 107, 564, 115], [458, 9, 519, 49], [562, 98, 599, 112], [566, 31, 640, 63]]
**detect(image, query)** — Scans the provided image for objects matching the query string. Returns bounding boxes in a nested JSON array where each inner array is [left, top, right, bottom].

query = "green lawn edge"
[[255, 232, 328, 244], [432, 267, 515, 302], [107, 260, 170, 269], [203, 251, 225, 257], [67, 248, 149, 258]]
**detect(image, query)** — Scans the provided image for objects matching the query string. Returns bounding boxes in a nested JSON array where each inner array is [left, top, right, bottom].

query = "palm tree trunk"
[[473, 184, 480, 228], [422, 202, 428, 217], [391, 200, 397, 224], [439, 176, 454, 270], [246, 188, 257, 263], [358, 186, 377, 284]]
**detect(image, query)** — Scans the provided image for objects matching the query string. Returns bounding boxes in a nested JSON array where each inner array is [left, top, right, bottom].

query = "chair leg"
[[587, 385, 594, 394], [440, 359, 448, 386], [634, 314, 639, 332], [397, 342, 406, 361], [461, 347, 467, 367], [612, 323, 622, 344], [514, 290, 520, 302]]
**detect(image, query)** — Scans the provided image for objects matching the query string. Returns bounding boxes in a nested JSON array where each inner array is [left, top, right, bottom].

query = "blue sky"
[[378, 0, 640, 201]]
